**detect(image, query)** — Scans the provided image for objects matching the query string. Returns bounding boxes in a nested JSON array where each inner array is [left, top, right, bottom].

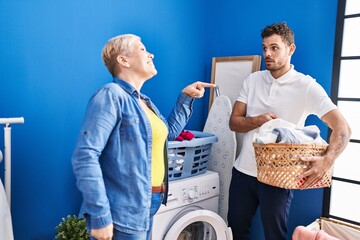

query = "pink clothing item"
[[175, 130, 195, 141], [292, 226, 339, 240]]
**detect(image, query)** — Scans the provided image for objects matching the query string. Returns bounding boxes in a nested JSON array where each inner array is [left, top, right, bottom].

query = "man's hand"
[[297, 155, 332, 189]]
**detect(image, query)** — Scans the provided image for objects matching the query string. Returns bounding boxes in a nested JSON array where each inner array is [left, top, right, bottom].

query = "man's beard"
[[266, 62, 286, 72]]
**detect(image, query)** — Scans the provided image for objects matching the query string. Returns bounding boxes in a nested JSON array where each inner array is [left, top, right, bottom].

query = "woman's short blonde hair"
[[101, 34, 140, 76]]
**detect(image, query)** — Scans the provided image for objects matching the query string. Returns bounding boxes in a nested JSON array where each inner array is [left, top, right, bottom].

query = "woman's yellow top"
[[144, 105, 168, 186]]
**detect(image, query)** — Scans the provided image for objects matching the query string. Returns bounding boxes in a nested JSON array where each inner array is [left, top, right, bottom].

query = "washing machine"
[[152, 171, 233, 240]]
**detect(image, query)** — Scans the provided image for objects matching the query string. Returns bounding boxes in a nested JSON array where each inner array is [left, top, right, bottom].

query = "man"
[[227, 22, 351, 240]]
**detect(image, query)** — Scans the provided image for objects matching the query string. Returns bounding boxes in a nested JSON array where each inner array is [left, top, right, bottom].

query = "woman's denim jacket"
[[71, 77, 193, 233]]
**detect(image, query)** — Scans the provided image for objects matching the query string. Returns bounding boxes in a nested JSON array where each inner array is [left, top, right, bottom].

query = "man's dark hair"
[[261, 22, 295, 46]]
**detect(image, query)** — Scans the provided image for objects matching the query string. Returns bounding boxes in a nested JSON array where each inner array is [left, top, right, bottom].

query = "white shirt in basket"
[[233, 65, 337, 177]]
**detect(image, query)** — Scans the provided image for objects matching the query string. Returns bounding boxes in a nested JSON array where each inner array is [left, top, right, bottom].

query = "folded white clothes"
[[254, 119, 327, 145]]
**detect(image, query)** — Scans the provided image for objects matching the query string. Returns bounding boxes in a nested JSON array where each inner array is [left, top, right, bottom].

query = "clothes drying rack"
[[0, 117, 24, 209]]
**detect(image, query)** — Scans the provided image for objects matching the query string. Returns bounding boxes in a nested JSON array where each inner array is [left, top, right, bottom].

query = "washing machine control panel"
[[182, 187, 197, 203], [160, 171, 220, 210], [181, 181, 216, 204]]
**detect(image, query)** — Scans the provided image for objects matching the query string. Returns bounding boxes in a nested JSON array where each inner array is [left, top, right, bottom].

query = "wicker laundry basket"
[[253, 143, 333, 189]]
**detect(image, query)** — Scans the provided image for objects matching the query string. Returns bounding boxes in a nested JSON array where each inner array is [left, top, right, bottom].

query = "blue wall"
[[0, 0, 337, 239]]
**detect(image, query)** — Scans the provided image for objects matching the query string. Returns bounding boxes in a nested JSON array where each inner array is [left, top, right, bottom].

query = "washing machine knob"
[[187, 189, 196, 199]]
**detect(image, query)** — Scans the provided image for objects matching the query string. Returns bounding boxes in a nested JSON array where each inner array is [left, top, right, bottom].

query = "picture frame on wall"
[[209, 55, 262, 109]]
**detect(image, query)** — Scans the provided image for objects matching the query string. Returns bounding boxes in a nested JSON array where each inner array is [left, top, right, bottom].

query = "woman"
[[72, 34, 214, 240]]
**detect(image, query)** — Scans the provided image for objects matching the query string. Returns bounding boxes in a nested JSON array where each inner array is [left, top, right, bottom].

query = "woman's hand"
[[91, 223, 114, 240], [182, 81, 216, 98]]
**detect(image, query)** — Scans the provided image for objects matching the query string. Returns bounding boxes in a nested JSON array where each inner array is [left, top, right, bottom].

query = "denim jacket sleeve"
[[163, 92, 194, 140], [71, 87, 118, 229]]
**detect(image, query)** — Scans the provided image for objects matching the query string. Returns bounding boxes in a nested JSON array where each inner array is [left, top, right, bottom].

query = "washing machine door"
[[163, 209, 232, 240]]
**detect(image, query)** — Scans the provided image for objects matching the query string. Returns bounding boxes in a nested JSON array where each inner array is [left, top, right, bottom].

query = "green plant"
[[55, 215, 90, 240]]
